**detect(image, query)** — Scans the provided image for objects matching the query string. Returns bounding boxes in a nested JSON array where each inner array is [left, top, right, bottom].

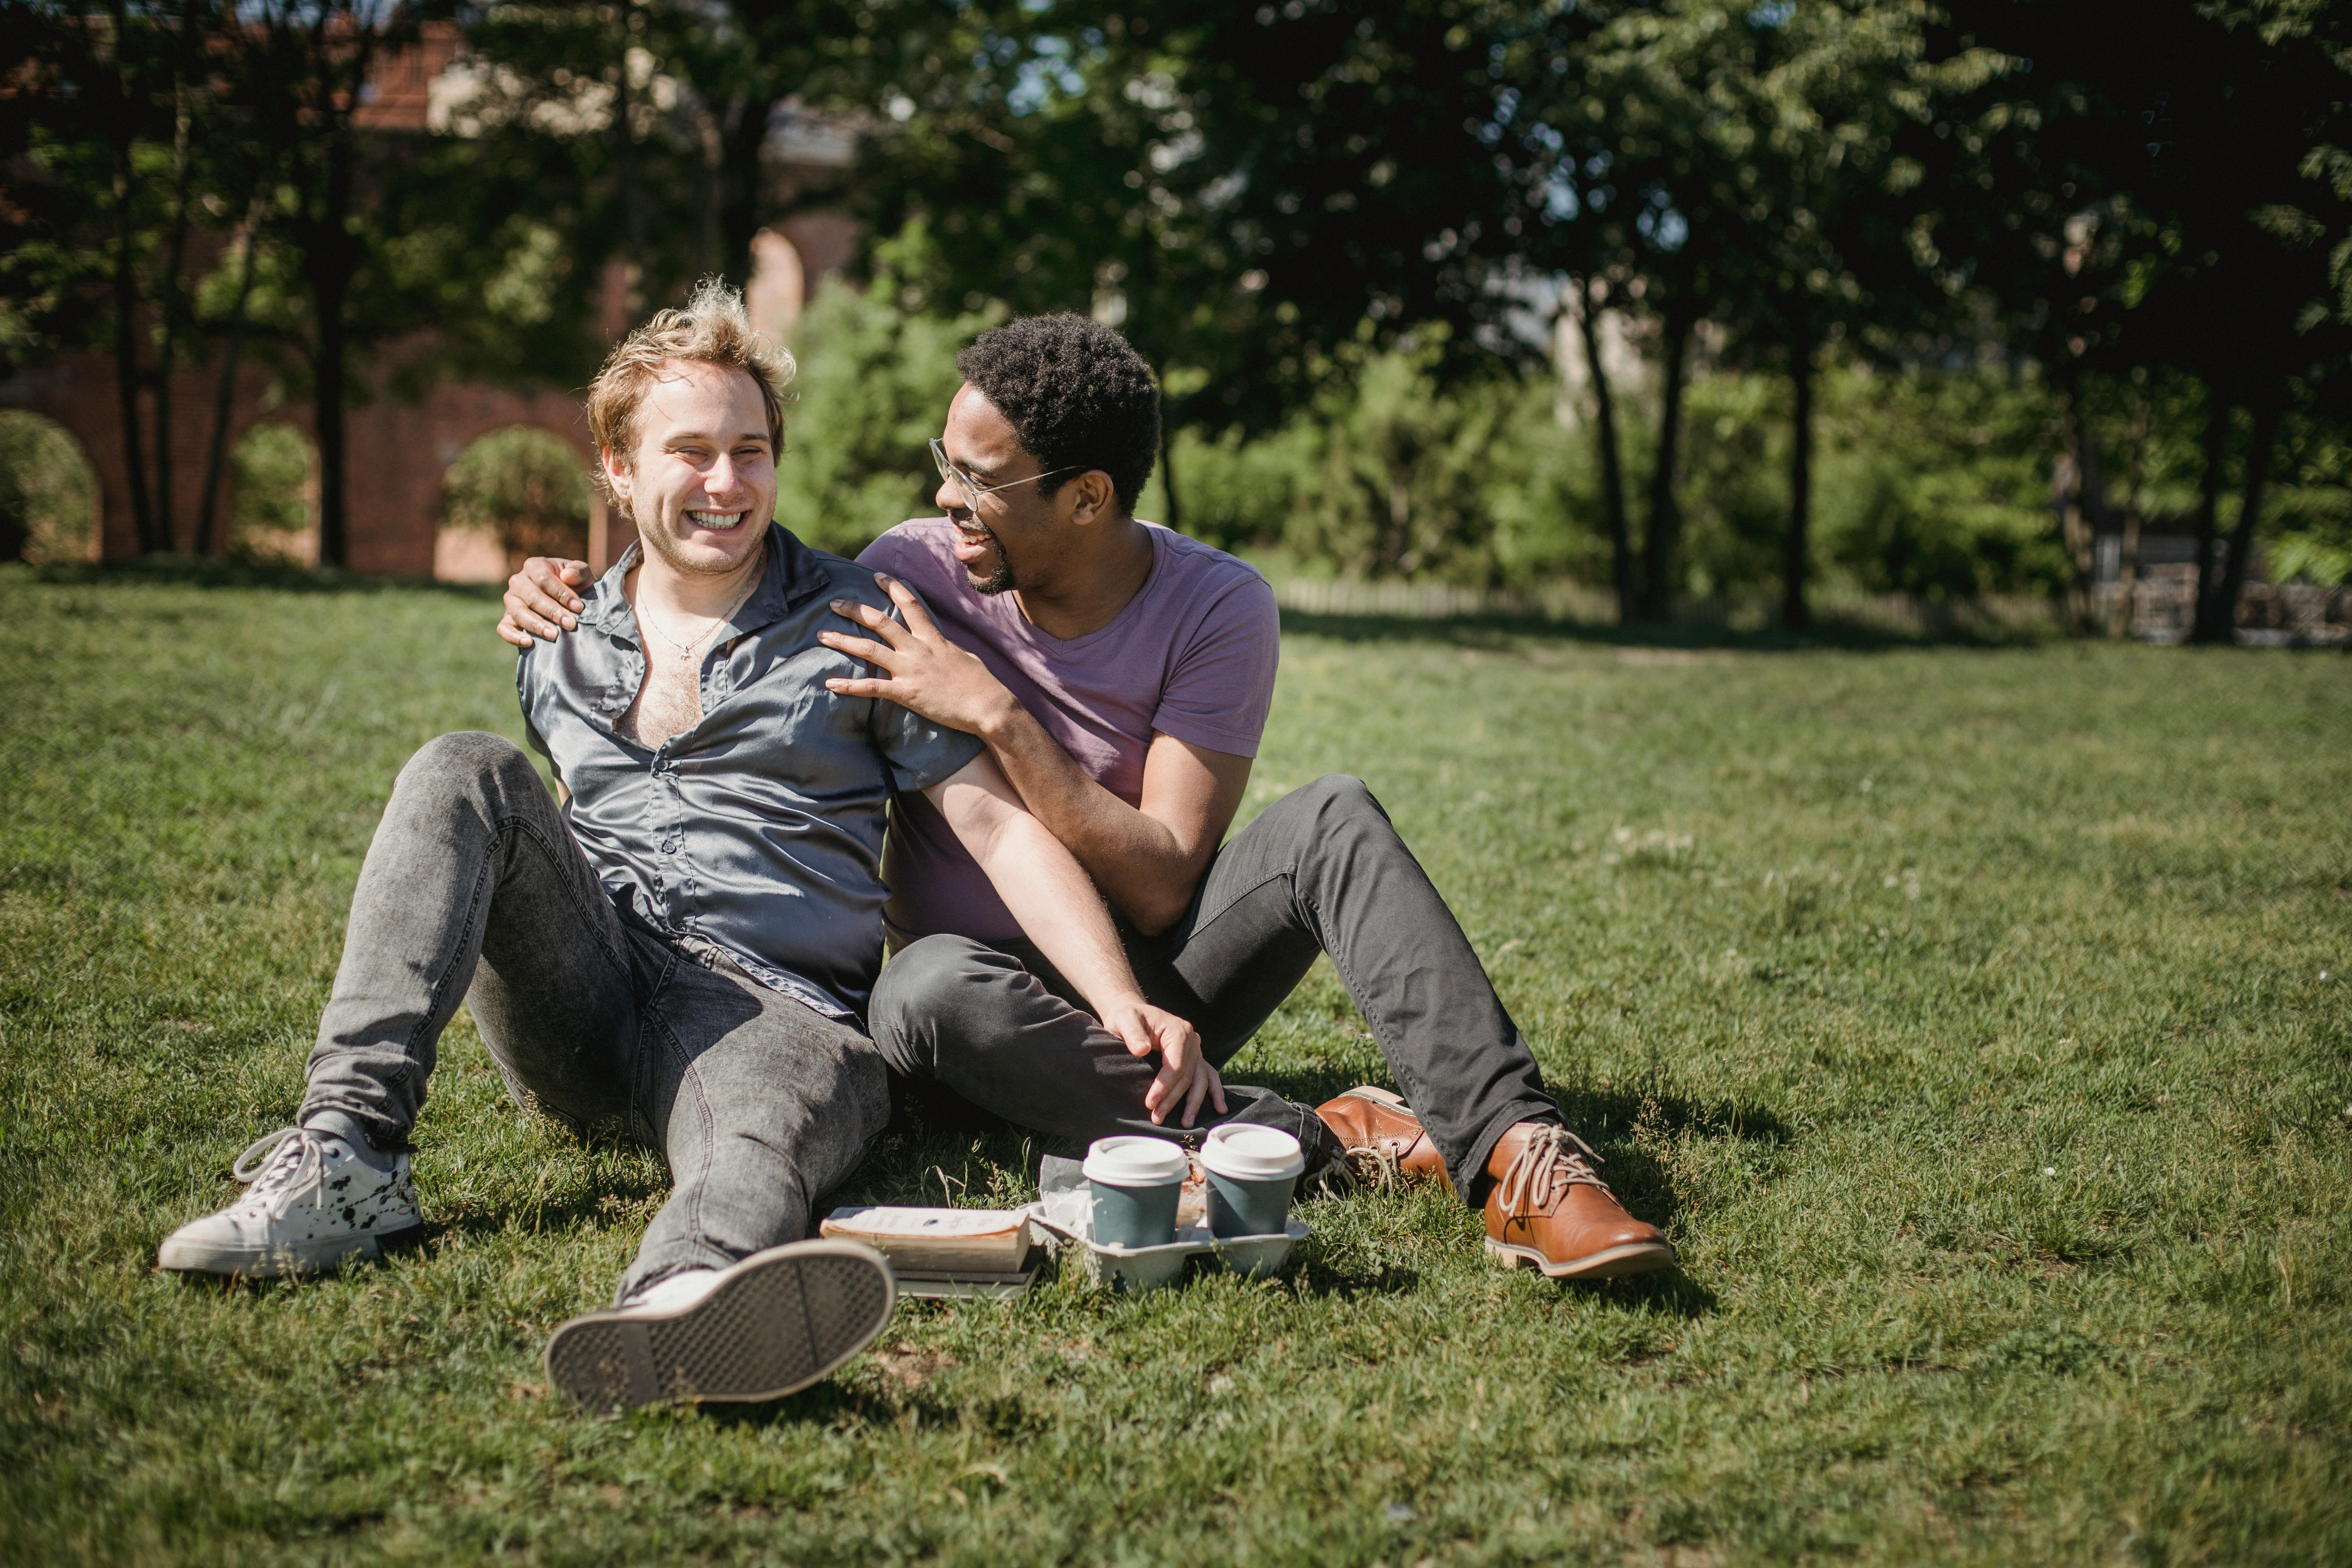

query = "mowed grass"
[[1, 563, 2347, 1567]]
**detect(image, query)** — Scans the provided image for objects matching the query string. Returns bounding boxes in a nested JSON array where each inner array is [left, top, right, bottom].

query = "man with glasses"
[[500, 314, 1673, 1281]]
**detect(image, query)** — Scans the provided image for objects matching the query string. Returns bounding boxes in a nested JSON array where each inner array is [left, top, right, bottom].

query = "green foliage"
[[2263, 423, 2352, 586], [1282, 343, 1532, 585], [226, 425, 316, 564], [1813, 366, 2067, 599], [0, 412, 96, 565], [773, 227, 1003, 557], [1136, 423, 1316, 554], [1133, 339, 2071, 600], [4, 572, 2350, 1563], [441, 427, 593, 565], [1677, 373, 1795, 598], [1147, 348, 1591, 589]]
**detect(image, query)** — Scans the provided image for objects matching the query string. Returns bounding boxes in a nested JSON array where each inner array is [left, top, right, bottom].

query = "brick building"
[[1, 23, 858, 579]]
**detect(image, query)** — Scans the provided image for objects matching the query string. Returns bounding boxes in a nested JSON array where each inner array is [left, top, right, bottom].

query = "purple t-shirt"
[[858, 518, 1279, 945]]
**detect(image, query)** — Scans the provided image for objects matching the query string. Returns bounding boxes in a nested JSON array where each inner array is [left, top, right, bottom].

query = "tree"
[[1938, 0, 2352, 641], [230, 0, 422, 566], [1650, 0, 1972, 629], [854, 0, 1557, 532], [1489, 0, 1679, 619]]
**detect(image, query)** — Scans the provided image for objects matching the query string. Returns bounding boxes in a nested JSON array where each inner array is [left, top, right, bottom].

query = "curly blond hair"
[[585, 278, 794, 498]]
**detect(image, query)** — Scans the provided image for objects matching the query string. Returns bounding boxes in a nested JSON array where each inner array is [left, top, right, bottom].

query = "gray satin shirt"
[[517, 524, 984, 1020]]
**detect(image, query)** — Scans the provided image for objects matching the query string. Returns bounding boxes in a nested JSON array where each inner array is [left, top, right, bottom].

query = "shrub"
[[0, 410, 97, 563], [441, 426, 592, 568], [227, 424, 318, 565]]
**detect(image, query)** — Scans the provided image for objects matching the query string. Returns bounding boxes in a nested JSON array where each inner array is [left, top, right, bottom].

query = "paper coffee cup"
[[1082, 1136, 1189, 1248], [1200, 1124, 1306, 1239]]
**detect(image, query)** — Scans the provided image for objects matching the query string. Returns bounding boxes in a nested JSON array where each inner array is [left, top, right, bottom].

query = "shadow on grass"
[[1597, 1267, 1719, 1319], [866, 1069, 1785, 1231], [673, 1258, 1721, 1434], [422, 1174, 668, 1249], [9, 560, 2056, 650], [1277, 606, 2054, 653], [7, 555, 508, 602], [688, 1380, 1057, 1439]]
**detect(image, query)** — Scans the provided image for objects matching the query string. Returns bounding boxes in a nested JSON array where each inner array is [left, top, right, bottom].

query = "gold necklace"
[[635, 548, 763, 659]]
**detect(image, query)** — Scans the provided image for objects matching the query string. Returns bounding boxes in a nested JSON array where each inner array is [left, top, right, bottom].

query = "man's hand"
[[497, 557, 592, 648], [820, 574, 1018, 737], [1101, 997, 1226, 1128]]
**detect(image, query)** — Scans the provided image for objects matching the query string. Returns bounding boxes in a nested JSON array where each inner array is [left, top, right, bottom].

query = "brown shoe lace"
[[1494, 1126, 1612, 1216]]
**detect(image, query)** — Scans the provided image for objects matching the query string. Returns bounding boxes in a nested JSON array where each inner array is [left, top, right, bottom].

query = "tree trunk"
[[2057, 378, 2100, 634], [2111, 385, 2152, 638], [196, 214, 263, 558], [309, 119, 359, 568], [1641, 305, 1694, 621], [154, 143, 195, 550], [2189, 388, 2231, 644], [1575, 277, 1633, 622], [1782, 312, 1815, 632], [719, 94, 780, 287], [314, 261, 350, 568], [613, 7, 646, 311], [2213, 396, 2280, 644], [1158, 417, 1183, 535], [112, 158, 160, 554]]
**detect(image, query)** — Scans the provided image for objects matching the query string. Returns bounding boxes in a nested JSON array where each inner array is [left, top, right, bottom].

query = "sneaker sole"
[[157, 1221, 425, 1279], [1485, 1236, 1678, 1281], [544, 1240, 896, 1413]]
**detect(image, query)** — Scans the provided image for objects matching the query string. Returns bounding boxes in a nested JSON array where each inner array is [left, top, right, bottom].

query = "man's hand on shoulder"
[[820, 573, 1018, 737], [497, 557, 592, 648]]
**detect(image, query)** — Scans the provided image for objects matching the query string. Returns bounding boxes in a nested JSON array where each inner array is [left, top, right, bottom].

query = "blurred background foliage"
[[3, 0, 2350, 632], [440, 426, 595, 568], [0, 409, 96, 565]]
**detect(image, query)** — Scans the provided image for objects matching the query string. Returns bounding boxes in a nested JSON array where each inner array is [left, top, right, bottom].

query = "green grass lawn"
[[2, 563, 2347, 1566]]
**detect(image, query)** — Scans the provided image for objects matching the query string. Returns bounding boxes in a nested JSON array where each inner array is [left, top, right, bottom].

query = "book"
[[819, 1205, 1035, 1275], [890, 1256, 1047, 1301]]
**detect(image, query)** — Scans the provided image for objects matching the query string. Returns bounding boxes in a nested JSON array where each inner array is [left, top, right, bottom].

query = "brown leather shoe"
[[1483, 1123, 1675, 1280], [1312, 1086, 1452, 1191]]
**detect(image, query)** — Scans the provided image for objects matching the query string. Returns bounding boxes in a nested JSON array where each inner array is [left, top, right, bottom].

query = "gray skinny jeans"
[[870, 774, 1559, 1201], [299, 731, 889, 1301]]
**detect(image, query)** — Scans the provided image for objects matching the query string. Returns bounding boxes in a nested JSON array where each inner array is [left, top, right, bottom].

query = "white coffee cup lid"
[[1200, 1123, 1305, 1181], [1082, 1136, 1190, 1187]]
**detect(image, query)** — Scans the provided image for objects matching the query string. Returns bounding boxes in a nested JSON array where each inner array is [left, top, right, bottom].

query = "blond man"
[[158, 283, 1200, 1409]]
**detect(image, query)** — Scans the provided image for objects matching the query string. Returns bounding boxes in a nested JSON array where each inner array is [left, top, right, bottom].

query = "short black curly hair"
[[955, 314, 1160, 514]]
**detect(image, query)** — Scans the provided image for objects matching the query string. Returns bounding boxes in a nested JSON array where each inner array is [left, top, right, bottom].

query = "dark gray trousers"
[[869, 774, 1558, 1201], [299, 732, 889, 1301]]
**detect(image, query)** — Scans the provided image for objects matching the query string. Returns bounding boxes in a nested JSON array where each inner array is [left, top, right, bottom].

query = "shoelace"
[[1338, 1141, 1404, 1191], [230, 1126, 331, 1220], [1493, 1125, 1612, 1217]]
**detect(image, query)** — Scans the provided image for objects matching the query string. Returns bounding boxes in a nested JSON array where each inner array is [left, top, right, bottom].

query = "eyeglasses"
[[930, 437, 1081, 506]]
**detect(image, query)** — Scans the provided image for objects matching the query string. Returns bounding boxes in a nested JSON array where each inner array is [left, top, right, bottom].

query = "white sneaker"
[[544, 1240, 897, 1412], [158, 1126, 423, 1278]]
